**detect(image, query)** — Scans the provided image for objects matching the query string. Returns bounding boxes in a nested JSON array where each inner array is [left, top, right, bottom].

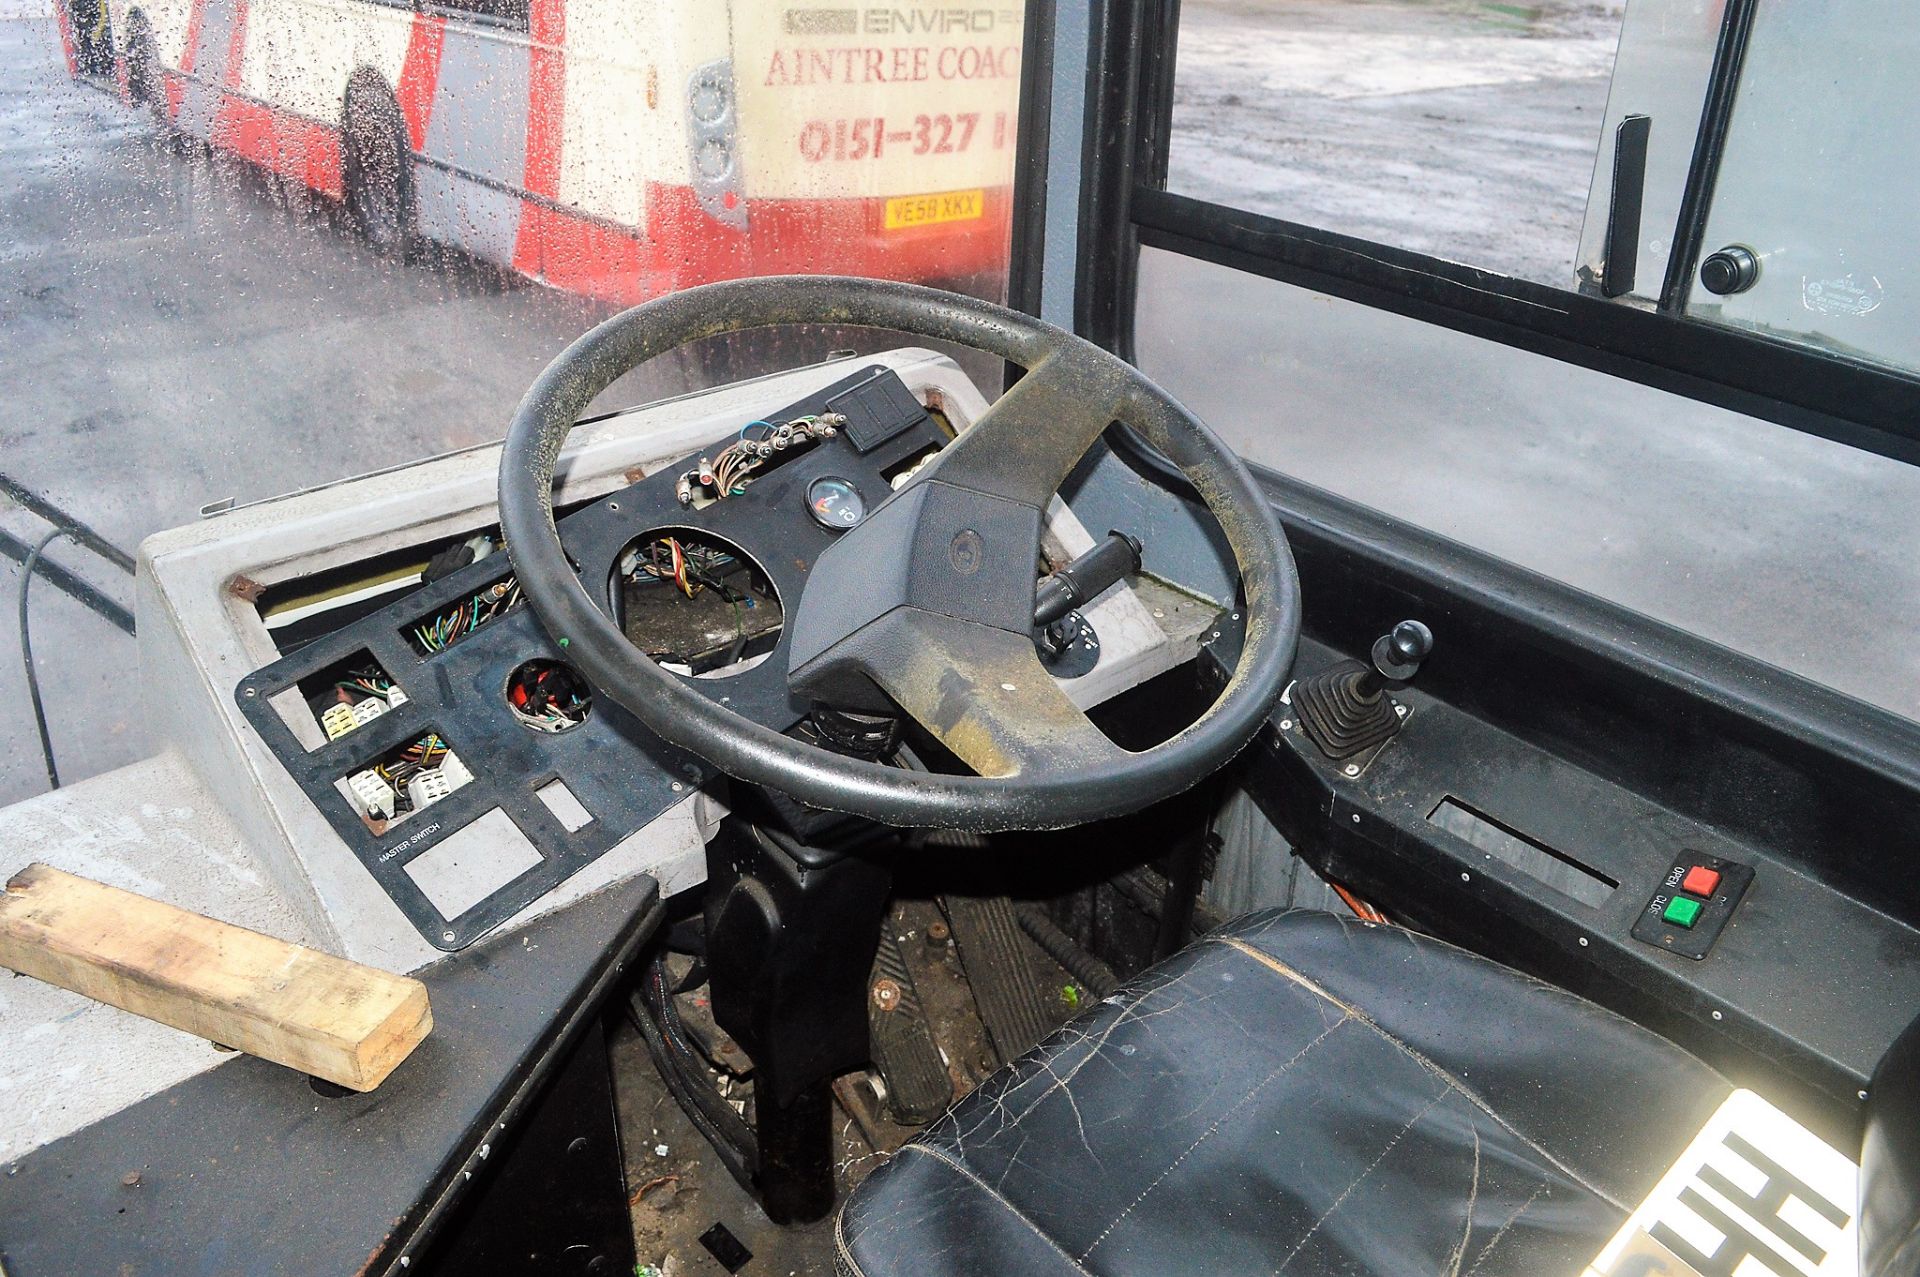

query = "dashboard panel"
[[235, 366, 951, 949]]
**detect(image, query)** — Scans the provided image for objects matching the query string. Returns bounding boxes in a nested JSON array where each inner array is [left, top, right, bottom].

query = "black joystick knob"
[[1370, 620, 1433, 683], [1293, 619, 1433, 761]]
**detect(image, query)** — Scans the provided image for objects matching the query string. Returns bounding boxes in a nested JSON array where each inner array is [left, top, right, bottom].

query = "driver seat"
[[836, 908, 1906, 1276]]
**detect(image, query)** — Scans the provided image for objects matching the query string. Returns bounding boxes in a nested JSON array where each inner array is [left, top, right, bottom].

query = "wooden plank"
[[0, 863, 431, 1091]]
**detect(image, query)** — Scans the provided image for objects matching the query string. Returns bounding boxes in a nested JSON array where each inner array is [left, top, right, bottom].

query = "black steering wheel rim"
[[498, 276, 1299, 832]]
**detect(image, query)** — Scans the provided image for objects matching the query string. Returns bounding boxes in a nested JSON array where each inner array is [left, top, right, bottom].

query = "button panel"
[[1632, 854, 1754, 960]]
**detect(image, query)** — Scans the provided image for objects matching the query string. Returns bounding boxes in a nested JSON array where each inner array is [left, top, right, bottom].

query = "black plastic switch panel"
[[827, 371, 928, 453], [1632, 853, 1754, 960]]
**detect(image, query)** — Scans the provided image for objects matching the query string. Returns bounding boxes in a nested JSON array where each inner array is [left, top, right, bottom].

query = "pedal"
[[867, 928, 953, 1124], [943, 895, 1052, 1064]]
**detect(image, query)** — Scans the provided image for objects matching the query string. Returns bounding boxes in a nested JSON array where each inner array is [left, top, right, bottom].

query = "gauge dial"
[[807, 475, 866, 531]]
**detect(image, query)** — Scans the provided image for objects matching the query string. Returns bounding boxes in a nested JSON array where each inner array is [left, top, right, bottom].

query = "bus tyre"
[[342, 79, 412, 258]]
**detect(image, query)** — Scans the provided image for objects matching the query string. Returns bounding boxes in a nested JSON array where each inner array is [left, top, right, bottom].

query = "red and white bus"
[[59, 0, 1023, 301]]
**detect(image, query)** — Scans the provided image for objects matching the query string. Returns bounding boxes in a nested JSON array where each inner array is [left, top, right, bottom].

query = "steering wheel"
[[498, 276, 1300, 832]]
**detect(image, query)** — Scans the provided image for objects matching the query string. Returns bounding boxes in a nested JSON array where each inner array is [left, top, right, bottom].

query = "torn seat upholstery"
[[836, 908, 1731, 1276]]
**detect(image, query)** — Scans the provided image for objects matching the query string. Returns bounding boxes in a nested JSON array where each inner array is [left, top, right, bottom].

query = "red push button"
[[1682, 865, 1722, 897]]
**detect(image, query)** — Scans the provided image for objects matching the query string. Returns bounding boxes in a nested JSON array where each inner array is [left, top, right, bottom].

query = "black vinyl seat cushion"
[[837, 908, 1733, 1276]]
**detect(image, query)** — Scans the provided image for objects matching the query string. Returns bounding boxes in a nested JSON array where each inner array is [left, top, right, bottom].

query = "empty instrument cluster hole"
[[507, 659, 591, 733], [611, 530, 783, 678]]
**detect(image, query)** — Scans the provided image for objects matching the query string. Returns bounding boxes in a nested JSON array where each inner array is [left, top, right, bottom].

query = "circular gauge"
[[807, 475, 866, 531]]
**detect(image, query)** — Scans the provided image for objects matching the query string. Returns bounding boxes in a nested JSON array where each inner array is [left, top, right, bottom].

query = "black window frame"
[[1049, 0, 1920, 469]]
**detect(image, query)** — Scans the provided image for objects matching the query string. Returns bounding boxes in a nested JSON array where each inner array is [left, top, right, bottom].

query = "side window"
[[1143, 0, 1920, 727], [1168, 0, 1673, 290], [1571, 0, 1723, 301], [1679, 0, 1920, 374], [1169, 0, 1920, 384]]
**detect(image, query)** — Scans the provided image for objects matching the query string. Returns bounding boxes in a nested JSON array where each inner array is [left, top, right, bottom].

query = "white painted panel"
[[241, 0, 409, 122]]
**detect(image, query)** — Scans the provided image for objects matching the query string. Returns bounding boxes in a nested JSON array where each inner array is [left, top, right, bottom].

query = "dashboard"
[[231, 364, 1177, 950]]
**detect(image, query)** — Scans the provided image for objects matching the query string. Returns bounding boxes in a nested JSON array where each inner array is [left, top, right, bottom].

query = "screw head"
[[1578, 937, 1589, 947], [443, 930, 456, 942], [1279, 718, 1293, 730], [1343, 763, 1360, 777], [871, 978, 903, 1012], [927, 920, 951, 945], [1460, 872, 1471, 882], [1711, 1010, 1724, 1021]]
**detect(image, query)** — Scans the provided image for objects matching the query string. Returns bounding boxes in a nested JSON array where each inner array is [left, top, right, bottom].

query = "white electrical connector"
[[347, 769, 396, 820], [321, 703, 358, 740], [386, 685, 408, 708], [406, 753, 473, 811], [323, 695, 389, 739]]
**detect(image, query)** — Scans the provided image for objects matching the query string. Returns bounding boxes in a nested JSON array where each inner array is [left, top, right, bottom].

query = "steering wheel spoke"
[[923, 349, 1129, 509], [860, 615, 1127, 779]]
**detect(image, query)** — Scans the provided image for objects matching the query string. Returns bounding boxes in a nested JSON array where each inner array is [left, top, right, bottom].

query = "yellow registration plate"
[[884, 189, 985, 230]]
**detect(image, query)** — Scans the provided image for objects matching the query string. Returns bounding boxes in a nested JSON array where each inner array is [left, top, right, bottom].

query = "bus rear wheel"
[[342, 80, 412, 258]]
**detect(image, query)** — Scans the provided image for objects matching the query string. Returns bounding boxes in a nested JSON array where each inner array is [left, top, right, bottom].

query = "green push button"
[[1663, 896, 1704, 928]]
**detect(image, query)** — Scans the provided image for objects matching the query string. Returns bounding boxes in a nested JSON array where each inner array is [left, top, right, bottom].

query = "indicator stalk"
[[1033, 532, 1142, 627]]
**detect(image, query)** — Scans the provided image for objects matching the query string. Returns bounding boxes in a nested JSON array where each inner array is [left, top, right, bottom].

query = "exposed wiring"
[[1330, 880, 1391, 925], [413, 578, 521, 653], [507, 662, 590, 733], [624, 537, 742, 601], [332, 668, 394, 703], [18, 528, 73, 792], [675, 412, 843, 506], [374, 732, 448, 798]]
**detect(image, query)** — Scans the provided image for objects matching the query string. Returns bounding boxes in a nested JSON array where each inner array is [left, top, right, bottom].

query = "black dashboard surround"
[[235, 366, 949, 949], [1194, 462, 1920, 1140]]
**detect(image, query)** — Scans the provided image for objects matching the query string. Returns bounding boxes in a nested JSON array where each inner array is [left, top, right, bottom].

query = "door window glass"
[[1133, 248, 1920, 726], [1682, 0, 1920, 374], [1168, 0, 1653, 288]]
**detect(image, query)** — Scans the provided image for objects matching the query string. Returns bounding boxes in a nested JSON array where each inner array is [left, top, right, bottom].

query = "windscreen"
[[2, 0, 1025, 800]]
